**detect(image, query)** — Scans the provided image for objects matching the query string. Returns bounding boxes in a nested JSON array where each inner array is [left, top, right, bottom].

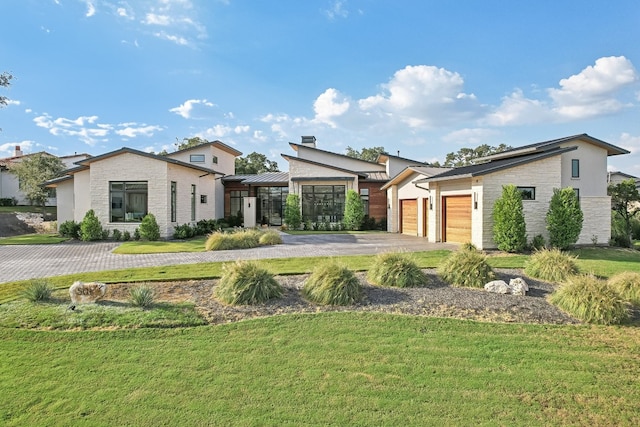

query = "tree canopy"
[[608, 179, 640, 247], [9, 153, 65, 210], [345, 146, 385, 162], [235, 152, 280, 175], [433, 144, 513, 167], [0, 71, 12, 107]]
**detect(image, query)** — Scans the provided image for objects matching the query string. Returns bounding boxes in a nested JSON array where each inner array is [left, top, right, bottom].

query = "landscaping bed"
[[105, 269, 582, 326]]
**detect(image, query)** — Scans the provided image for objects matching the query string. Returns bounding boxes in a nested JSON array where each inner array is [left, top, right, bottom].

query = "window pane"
[[110, 181, 147, 222], [571, 159, 580, 178], [190, 154, 205, 163]]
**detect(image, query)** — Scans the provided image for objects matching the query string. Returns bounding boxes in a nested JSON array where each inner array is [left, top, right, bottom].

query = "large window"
[[230, 190, 248, 217], [110, 181, 148, 222], [571, 159, 580, 178], [360, 188, 370, 215], [170, 181, 177, 222], [257, 186, 289, 226], [302, 185, 345, 222]]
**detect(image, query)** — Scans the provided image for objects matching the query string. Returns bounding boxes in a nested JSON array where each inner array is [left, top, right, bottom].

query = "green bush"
[[129, 285, 156, 308], [550, 274, 630, 325], [133, 228, 141, 241], [343, 189, 365, 230], [101, 229, 110, 240], [112, 229, 122, 241], [22, 279, 53, 302], [258, 229, 282, 245], [460, 242, 478, 252], [492, 184, 527, 252], [122, 230, 131, 241], [524, 248, 579, 282], [173, 223, 196, 239], [608, 272, 640, 307], [367, 252, 428, 288], [59, 220, 80, 239], [139, 213, 160, 241], [303, 261, 362, 305], [530, 234, 546, 251], [80, 209, 103, 241], [215, 260, 282, 305], [546, 187, 583, 249], [284, 194, 302, 230], [437, 248, 495, 288]]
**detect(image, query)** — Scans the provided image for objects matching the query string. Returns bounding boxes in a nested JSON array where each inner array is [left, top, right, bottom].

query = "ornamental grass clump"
[[549, 274, 630, 325], [524, 248, 579, 283], [608, 271, 640, 307], [367, 252, 429, 288], [129, 285, 155, 308], [258, 229, 283, 246], [22, 279, 53, 302], [205, 229, 260, 251], [303, 261, 362, 305], [437, 247, 495, 288], [215, 260, 282, 305]]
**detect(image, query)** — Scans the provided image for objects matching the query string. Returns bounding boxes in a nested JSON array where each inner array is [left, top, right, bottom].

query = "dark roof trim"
[[291, 177, 355, 182], [42, 174, 74, 187], [288, 142, 383, 166], [417, 146, 577, 183], [75, 147, 222, 175], [282, 154, 367, 178], [171, 140, 242, 157]]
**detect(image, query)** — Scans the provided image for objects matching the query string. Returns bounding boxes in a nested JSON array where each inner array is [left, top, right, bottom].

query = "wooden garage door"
[[400, 199, 418, 236], [443, 195, 471, 243]]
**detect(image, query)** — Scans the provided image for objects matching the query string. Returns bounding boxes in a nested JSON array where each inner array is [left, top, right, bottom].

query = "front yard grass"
[[0, 233, 68, 245], [0, 313, 638, 426]]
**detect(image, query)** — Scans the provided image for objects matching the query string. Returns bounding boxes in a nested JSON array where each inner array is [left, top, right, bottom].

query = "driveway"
[[0, 233, 456, 284]]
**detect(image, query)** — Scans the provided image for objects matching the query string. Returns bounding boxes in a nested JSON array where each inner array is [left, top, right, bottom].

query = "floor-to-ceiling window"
[[301, 185, 345, 222], [110, 181, 148, 222], [229, 190, 248, 217], [257, 186, 288, 226]]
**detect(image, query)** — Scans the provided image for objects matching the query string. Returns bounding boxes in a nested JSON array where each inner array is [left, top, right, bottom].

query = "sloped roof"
[[288, 142, 383, 167], [282, 154, 368, 178], [417, 146, 577, 183], [476, 133, 628, 162], [381, 165, 452, 190], [235, 172, 290, 185], [169, 140, 242, 157]]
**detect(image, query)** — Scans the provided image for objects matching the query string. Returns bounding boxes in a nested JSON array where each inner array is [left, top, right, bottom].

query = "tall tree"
[[546, 187, 584, 249], [345, 146, 385, 162], [343, 189, 365, 230], [492, 184, 527, 252], [435, 144, 512, 167], [235, 152, 280, 174], [608, 179, 640, 247], [176, 136, 208, 151], [9, 153, 65, 212]]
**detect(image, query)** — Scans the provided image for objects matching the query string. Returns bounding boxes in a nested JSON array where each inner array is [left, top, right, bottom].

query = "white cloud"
[[198, 124, 251, 140], [84, 0, 96, 17], [0, 141, 37, 156], [143, 13, 171, 26], [115, 124, 164, 138], [6, 100, 21, 106], [312, 88, 350, 127], [485, 89, 553, 126], [325, 1, 349, 20], [153, 31, 188, 45], [169, 99, 215, 119], [617, 132, 640, 154]]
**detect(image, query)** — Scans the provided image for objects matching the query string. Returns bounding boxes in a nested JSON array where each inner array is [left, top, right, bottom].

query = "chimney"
[[14, 145, 23, 157], [301, 136, 316, 148]]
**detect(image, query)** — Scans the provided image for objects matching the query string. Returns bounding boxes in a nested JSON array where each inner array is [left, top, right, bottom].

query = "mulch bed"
[[106, 269, 581, 326]]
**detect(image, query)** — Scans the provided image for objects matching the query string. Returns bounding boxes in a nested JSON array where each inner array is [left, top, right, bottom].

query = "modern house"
[[384, 134, 629, 249], [0, 145, 90, 205], [607, 171, 640, 189], [45, 141, 241, 238]]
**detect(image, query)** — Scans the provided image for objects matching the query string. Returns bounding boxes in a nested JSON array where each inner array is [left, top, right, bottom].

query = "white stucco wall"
[[55, 180, 75, 226], [294, 145, 385, 173], [73, 169, 91, 223], [167, 144, 237, 176], [559, 140, 608, 196], [288, 159, 359, 194]]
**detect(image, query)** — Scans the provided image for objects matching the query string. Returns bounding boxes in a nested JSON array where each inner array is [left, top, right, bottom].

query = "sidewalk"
[[0, 233, 456, 283]]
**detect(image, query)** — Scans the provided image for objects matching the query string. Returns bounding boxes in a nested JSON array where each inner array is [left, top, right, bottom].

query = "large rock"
[[69, 281, 107, 304], [509, 278, 529, 296], [484, 280, 510, 294]]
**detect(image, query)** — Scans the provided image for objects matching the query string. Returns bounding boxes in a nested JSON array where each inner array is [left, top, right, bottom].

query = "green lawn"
[[1, 313, 638, 426], [0, 233, 68, 245], [0, 205, 56, 215]]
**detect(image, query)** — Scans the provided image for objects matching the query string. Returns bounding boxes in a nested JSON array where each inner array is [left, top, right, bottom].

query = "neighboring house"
[[385, 134, 629, 249], [45, 141, 241, 238], [0, 145, 90, 205], [607, 171, 640, 189]]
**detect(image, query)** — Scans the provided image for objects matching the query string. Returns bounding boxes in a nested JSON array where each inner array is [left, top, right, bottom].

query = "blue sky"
[[1, 0, 639, 175]]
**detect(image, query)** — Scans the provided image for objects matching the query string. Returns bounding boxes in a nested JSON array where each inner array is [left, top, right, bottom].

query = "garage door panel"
[[400, 199, 417, 236], [444, 196, 471, 243]]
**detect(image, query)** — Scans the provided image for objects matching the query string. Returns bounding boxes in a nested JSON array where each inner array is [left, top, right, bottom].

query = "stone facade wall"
[[577, 196, 611, 245]]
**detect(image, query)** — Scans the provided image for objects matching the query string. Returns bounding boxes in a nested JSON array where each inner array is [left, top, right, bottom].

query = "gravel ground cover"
[[106, 269, 581, 325]]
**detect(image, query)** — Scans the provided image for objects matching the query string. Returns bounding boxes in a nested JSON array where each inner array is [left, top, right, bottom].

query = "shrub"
[[173, 223, 196, 239], [258, 229, 282, 245], [101, 229, 110, 240], [122, 230, 131, 241], [22, 279, 53, 302], [139, 213, 160, 241], [284, 194, 302, 230], [129, 285, 155, 308], [367, 252, 428, 288], [59, 220, 80, 239], [112, 229, 122, 241], [550, 274, 630, 325], [546, 187, 583, 249], [492, 184, 527, 252], [608, 272, 640, 307], [361, 215, 377, 231], [343, 189, 365, 230], [80, 209, 103, 241], [215, 260, 282, 305], [437, 248, 495, 288], [303, 261, 362, 305], [530, 234, 546, 251], [524, 248, 579, 282], [133, 228, 141, 241], [377, 217, 388, 231]]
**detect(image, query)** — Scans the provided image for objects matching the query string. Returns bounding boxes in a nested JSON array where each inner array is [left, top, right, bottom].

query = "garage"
[[400, 199, 417, 236], [443, 195, 471, 243]]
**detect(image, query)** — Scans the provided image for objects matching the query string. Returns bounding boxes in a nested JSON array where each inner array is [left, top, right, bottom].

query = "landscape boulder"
[[69, 281, 107, 304], [484, 280, 510, 294], [509, 277, 529, 296]]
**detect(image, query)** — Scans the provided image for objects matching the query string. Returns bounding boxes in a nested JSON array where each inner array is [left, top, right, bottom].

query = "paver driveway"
[[0, 233, 456, 283]]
